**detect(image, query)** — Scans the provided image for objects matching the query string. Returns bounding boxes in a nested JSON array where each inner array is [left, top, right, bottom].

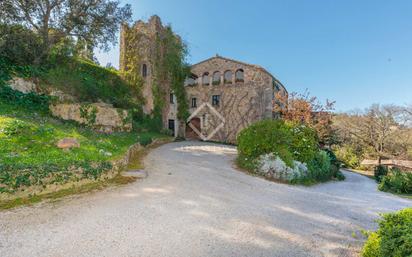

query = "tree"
[[0, 0, 132, 63], [334, 104, 409, 162], [274, 90, 336, 147]]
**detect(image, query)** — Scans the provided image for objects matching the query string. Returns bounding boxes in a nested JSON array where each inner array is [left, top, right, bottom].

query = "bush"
[[0, 84, 51, 113], [255, 153, 308, 182], [41, 58, 141, 109], [237, 120, 318, 167], [334, 145, 361, 168], [307, 151, 332, 182], [0, 24, 43, 66], [374, 165, 388, 182], [237, 120, 343, 183], [362, 208, 412, 257], [378, 168, 412, 194], [362, 232, 381, 257]]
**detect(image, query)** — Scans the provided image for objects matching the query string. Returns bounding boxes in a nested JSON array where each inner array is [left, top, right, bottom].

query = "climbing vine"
[[80, 104, 98, 127], [122, 22, 190, 130], [155, 26, 190, 121]]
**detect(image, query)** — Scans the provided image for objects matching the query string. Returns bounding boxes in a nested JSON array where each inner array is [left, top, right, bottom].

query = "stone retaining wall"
[[50, 103, 132, 133]]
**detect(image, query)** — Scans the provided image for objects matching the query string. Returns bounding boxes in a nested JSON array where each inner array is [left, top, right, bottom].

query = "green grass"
[[0, 101, 167, 193], [39, 58, 142, 109]]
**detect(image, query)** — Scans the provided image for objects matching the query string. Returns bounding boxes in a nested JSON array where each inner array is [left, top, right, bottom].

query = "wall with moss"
[[120, 15, 189, 130]]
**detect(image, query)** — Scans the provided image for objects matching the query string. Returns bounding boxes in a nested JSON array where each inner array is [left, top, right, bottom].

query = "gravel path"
[[0, 141, 411, 257]]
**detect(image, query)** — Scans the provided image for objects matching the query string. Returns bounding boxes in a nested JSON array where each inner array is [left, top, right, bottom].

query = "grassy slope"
[[0, 101, 167, 193]]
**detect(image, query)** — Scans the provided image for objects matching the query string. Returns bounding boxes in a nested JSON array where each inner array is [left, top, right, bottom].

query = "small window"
[[212, 71, 221, 85], [212, 95, 220, 106], [191, 98, 197, 108], [202, 72, 210, 85], [170, 93, 175, 104], [142, 64, 148, 78], [235, 69, 244, 82], [224, 70, 232, 84]]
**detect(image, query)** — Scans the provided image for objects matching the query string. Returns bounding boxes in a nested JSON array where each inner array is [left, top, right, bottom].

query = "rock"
[[49, 103, 132, 133], [7, 77, 38, 94], [57, 138, 80, 149]]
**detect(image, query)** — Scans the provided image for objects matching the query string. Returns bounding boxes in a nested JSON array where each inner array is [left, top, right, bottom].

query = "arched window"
[[142, 64, 148, 78], [224, 70, 233, 84], [235, 69, 244, 82], [202, 72, 210, 85], [212, 71, 221, 85], [184, 74, 198, 87]]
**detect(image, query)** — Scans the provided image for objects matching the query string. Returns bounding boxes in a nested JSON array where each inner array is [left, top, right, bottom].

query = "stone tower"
[[119, 15, 166, 115]]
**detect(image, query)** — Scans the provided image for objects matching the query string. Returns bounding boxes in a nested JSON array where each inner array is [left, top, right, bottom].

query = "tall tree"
[[274, 90, 336, 147], [0, 0, 132, 63]]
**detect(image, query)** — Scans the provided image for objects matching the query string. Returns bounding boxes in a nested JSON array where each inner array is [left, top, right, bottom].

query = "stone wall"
[[180, 56, 287, 144], [50, 103, 132, 133]]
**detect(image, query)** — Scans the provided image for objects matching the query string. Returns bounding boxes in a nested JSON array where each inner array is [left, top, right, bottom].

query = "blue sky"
[[95, 0, 412, 112]]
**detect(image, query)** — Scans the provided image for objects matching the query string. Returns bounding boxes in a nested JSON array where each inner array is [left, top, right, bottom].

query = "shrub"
[[256, 153, 308, 182], [362, 208, 412, 257], [0, 84, 51, 113], [289, 124, 318, 164], [237, 120, 294, 166], [307, 151, 333, 182], [237, 120, 318, 168], [378, 168, 412, 194], [41, 58, 141, 109], [334, 145, 361, 168], [361, 232, 381, 257], [374, 165, 388, 182], [0, 24, 43, 66]]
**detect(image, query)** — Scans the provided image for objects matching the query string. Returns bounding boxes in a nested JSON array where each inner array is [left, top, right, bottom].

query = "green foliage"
[[0, 85, 50, 113], [362, 208, 412, 257], [0, 58, 50, 112], [289, 124, 318, 164], [307, 151, 334, 182], [237, 120, 296, 167], [237, 120, 318, 167], [237, 120, 344, 183], [362, 232, 382, 257], [0, 1, 132, 63], [0, 23, 43, 66], [334, 145, 361, 168], [379, 168, 412, 194], [152, 25, 190, 121], [41, 58, 140, 109], [374, 165, 389, 182], [0, 101, 166, 193], [79, 104, 98, 127]]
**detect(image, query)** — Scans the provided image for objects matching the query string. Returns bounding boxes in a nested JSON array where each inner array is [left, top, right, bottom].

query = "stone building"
[[167, 55, 288, 143], [120, 16, 288, 143]]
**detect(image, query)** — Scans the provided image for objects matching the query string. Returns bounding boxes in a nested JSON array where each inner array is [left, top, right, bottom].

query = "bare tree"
[[334, 104, 408, 162]]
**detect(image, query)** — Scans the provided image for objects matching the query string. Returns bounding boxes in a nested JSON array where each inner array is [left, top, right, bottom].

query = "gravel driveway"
[[0, 141, 411, 257]]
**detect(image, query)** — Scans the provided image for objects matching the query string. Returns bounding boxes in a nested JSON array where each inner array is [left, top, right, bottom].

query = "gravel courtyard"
[[0, 141, 411, 257]]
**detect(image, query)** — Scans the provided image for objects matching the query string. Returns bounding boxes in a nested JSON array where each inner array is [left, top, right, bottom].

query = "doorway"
[[185, 117, 201, 140]]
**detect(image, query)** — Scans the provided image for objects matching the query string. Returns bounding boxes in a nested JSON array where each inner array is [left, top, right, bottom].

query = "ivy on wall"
[[154, 26, 190, 121], [122, 23, 190, 128]]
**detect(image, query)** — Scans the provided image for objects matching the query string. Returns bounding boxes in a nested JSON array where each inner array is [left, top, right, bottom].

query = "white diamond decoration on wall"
[[186, 103, 225, 141]]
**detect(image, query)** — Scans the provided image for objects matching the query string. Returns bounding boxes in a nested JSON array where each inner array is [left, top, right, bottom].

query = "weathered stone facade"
[[119, 15, 174, 123], [120, 16, 288, 143], [167, 56, 287, 143]]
